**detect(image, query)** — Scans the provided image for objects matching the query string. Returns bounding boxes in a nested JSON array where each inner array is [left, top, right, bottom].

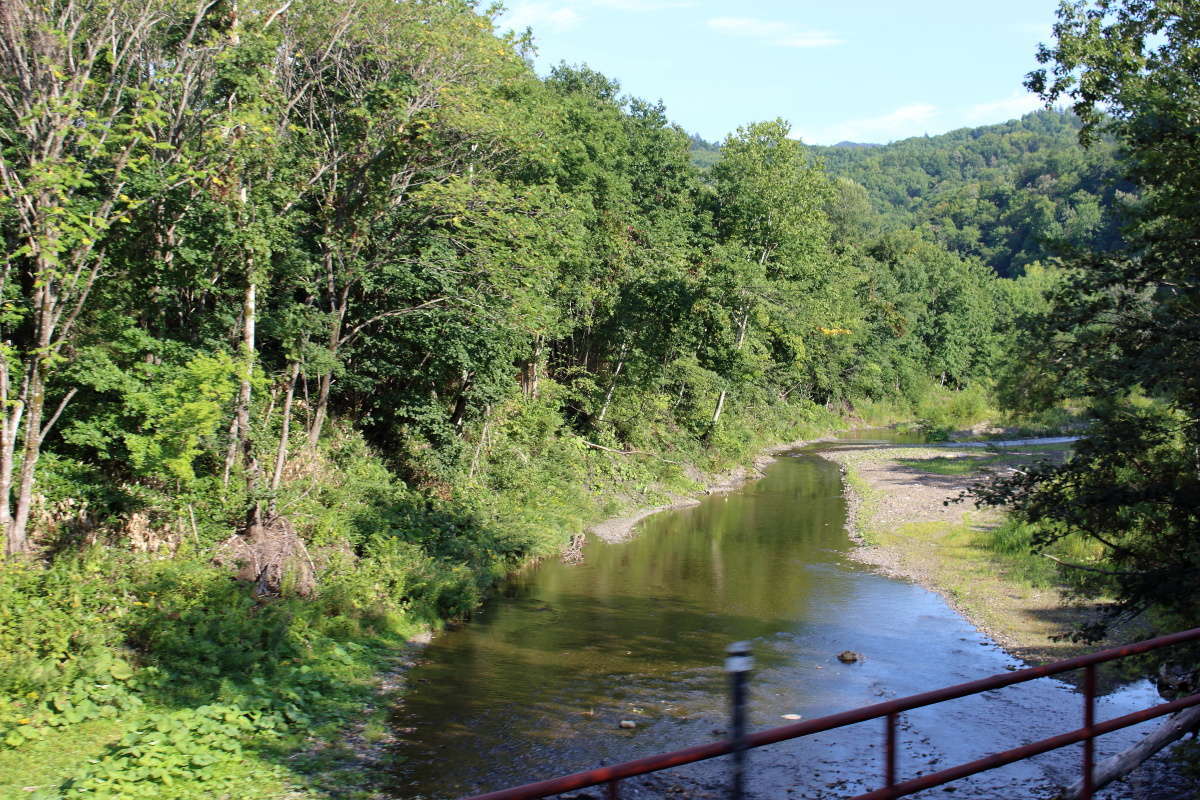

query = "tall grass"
[[977, 518, 1102, 588], [855, 381, 996, 434]]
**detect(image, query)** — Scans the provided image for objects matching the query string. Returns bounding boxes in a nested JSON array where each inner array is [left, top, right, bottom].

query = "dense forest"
[[0, 1, 1025, 792], [0, 0, 1196, 795], [813, 110, 1132, 278], [690, 110, 1132, 278]]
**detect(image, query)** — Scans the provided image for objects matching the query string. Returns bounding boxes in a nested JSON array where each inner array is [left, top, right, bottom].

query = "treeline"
[[0, 0, 1025, 567], [0, 2, 1042, 787], [809, 110, 1131, 277]]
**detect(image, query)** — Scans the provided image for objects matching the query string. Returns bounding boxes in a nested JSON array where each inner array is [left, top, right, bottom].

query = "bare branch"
[[337, 296, 452, 348], [39, 387, 77, 440]]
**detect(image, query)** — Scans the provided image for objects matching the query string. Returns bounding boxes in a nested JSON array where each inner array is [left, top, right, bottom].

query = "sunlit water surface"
[[387, 433, 1162, 799]]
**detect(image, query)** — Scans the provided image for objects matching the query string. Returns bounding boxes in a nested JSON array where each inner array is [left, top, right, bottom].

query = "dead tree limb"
[[579, 439, 681, 465], [1058, 704, 1200, 800]]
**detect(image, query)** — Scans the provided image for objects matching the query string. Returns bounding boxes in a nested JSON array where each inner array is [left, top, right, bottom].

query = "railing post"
[[885, 711, 899, 797], [1082, 663, 1096, 800], [726, 641, 753, 800], [606, 779, 620, 800]]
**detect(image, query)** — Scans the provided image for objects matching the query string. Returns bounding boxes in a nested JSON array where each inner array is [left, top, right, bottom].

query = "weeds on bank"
[[0, 547, 421, 799], [853, 381, 996, 433], [978, 518, 1102, 589], [0, 392, 849, 799]]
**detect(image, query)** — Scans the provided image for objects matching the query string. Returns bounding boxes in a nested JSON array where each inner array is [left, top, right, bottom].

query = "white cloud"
[[708, 17, 788, 38], [500, 2, 582, 33], [965, 92, 1045, 124], [498, 0, 690, 33], [799, 104, 940, 145], [593, 0, 693, 8], [707, 16, 843, 48]]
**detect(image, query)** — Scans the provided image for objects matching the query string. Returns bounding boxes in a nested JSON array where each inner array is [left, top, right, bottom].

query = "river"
[[386, 433, 1164, 799]]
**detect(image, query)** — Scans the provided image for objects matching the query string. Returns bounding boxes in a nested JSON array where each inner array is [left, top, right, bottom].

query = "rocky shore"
[[819, 439, 1097, 665]]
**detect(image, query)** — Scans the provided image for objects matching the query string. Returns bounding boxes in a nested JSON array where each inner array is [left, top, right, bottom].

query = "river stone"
[[618, 720, 637, 729], [837, 650, 861, 663]]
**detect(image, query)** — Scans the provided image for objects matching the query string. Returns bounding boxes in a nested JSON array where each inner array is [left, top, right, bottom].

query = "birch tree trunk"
[[597, 342, 627, 424], [268, 361, 300, 515], [307, 271, 349, 447], [712, 310, 750, 426]]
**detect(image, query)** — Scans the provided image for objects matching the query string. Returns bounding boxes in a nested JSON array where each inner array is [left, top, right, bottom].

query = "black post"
[[726, 641, 753, 800]]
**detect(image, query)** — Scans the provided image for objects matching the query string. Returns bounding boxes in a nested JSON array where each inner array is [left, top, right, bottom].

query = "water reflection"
[[388, 438, 1160, 799]]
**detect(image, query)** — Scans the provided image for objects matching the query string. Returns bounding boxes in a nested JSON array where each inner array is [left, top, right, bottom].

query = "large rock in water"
[[837, 650, 861, 664]]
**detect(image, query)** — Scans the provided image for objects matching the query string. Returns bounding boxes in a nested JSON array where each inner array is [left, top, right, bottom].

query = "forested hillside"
[[974, 0, 1200, 643], [0, 0, 1034, 793], [812, 110, 1131, 277]]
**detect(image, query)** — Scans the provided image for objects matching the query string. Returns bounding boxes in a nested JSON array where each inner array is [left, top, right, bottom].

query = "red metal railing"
[[461, 627, 1200, 800]]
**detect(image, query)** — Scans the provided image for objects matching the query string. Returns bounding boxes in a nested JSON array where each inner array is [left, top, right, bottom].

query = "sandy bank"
[[819, 440, 1099, 665]]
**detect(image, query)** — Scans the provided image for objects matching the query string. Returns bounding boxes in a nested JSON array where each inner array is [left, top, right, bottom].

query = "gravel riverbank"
[[819, 439, 1102, 665]]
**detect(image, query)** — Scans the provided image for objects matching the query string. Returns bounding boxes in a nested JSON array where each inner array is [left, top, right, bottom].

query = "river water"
[[387, 434, 1163, 799]]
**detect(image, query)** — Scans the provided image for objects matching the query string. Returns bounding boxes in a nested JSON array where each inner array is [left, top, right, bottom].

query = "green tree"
[[0, 0, 206, 555], [976, 0, 1200, 632], [705, 119, 832, 423]]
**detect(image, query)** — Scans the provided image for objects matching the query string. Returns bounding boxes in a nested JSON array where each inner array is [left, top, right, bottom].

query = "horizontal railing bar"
[[462, 739, 731, 800], [851, 691, 1200, 800], [460, 627, 1200, 800]]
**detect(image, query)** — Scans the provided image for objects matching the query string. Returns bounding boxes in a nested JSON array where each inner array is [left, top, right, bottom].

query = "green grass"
[[0, 718, 126, 799], [977, 518, 1102, 589], [895, 454, 1004, 475]]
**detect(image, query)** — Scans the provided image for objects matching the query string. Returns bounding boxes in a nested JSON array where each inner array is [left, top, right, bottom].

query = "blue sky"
[[496, 0, 1061, 145]]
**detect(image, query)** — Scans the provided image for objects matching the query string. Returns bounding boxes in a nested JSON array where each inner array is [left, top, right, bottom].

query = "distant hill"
[[832, 141, 882, 149], [688, 133, 721, 170], [812, 109, 1131, 277]]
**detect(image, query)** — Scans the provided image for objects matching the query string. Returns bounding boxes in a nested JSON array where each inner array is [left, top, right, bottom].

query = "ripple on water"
[[387, 446, 1168, 799]]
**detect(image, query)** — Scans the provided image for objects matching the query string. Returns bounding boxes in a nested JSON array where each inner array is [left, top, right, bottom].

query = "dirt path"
[[820, 441, 1099, 665]]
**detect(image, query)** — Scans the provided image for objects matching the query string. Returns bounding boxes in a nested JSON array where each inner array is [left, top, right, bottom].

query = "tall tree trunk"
[[711, 389, 727, 426], [468, 405, 492, 479], [449, 370, 473, 433], [523, 336, 543, 399], [6, 259, 58, 556], [597, 342, 627, 424], [236, 279, 262, 533], [307, 270, 349, 447], [7, 366, 43, 557], [223, 277, 259, 487], [268, 361, 300, 515], [712, 310, 750, 426], [0, 357, 22, 556]]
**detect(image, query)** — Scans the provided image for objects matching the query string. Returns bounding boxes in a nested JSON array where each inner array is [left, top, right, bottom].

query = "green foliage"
[[122, 353, 239, 484], [976, 0, 1200, 635], [813, 109, 1129, 277], [63, 704, 283, 798], [1, 678, 142, 749], [0, 556, 130, 697]]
